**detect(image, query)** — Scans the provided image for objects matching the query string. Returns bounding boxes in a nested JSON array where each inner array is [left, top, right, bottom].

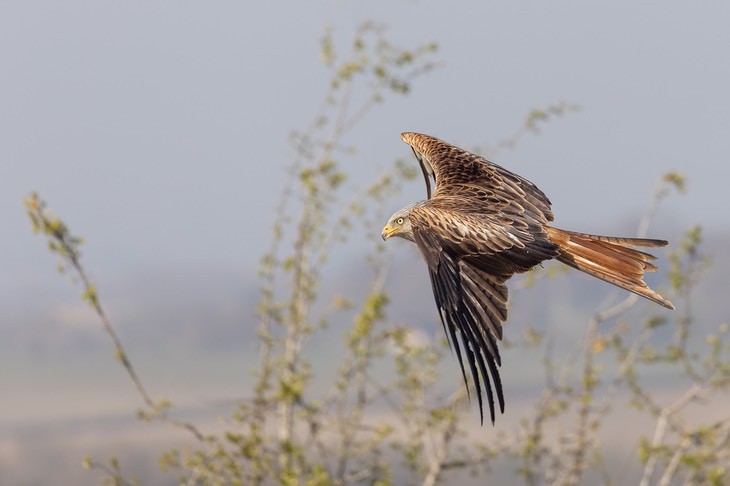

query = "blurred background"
[[2, 1, 729, 484]]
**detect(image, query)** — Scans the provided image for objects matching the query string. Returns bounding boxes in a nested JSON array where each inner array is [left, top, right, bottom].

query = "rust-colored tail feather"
[[545, 227, 675, 310]]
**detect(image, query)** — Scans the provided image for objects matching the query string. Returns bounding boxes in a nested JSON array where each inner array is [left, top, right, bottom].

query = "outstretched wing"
[[410, 217, 509, 425], [408, 203, 558, 424], [401, 132, 554, 225]]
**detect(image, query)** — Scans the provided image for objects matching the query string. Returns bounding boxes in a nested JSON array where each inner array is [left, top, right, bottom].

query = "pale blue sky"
[[1, 1, 729, 483], [3, 1, 729, 293]]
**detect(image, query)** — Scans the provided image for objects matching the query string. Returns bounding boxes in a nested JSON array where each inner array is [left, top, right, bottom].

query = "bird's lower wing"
[[417, 230, 509, 424]]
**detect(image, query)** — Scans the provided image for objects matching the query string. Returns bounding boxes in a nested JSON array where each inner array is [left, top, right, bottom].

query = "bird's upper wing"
[[400, 132, 554, 224]]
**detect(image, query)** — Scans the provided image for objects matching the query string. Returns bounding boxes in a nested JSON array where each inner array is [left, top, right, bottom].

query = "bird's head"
[[382, 205, 416, 242]]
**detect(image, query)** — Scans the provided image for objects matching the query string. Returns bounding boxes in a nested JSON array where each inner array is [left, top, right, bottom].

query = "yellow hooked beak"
[[381, 224, 398, 241]]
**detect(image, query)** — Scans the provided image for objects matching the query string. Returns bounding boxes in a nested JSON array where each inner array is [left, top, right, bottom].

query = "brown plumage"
[[381, 132, 674, 425]]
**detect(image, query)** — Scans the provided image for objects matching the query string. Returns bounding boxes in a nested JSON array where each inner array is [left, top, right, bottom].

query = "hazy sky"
[[3, 1, 729, 291], [2, 1, 729, 482]]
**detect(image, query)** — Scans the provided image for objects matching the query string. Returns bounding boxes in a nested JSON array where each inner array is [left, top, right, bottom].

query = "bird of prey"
[[381, 132, 674, 425]]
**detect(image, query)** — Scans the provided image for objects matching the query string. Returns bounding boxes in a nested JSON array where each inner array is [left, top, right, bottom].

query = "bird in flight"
[[381, 132, 674, 425]]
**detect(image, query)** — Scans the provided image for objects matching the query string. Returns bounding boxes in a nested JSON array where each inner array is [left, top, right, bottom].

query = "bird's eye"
[[396, 217, 404, 225]]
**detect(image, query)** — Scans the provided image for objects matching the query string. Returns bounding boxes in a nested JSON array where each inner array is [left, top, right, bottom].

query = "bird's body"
[[382, 132, 674, 425]]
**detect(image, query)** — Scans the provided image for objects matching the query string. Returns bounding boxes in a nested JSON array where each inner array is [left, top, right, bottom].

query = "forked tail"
[[545, 227, 675, 310]]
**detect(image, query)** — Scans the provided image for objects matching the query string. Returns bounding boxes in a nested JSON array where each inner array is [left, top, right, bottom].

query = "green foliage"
[[25, 192, 83, 274]]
